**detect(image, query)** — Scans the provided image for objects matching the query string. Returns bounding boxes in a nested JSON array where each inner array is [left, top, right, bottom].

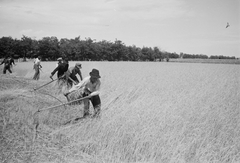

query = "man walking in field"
[[0, 56, 12, 74], [33, 56, 42, 80], [65, 68, 101, 119]]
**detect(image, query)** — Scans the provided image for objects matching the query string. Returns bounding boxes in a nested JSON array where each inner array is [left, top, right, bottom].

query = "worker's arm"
[[77, 69, 83, 80], [50, 66, 59, 78], [0, 59, 5, 65], [89, 80, 101, 97]]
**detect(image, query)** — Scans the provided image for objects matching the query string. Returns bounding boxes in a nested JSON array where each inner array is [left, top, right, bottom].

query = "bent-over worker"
[[66, 68, 101, 119], [66, 63, 83, 87]]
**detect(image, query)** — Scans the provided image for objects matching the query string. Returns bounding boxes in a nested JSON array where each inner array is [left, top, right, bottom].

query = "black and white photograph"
[[0, 0, 239, 162]]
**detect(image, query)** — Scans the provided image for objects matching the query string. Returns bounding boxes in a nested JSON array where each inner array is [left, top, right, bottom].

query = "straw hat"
[[89, 69, 101, 78]]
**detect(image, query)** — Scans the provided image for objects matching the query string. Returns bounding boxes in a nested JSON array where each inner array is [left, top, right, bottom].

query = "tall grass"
[[0, 61, 240, 163]]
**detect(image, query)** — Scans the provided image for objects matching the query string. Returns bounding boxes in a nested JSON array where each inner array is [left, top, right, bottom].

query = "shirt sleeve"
[[77, 69, 83, 80]]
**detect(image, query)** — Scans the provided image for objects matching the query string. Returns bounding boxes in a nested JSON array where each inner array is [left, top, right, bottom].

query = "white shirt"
[[34, 58, 40, 64]]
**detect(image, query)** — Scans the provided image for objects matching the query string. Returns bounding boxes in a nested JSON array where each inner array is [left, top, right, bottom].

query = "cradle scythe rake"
[[33, 78, 58, 91], [33, 74, 67, 91], [39, 95, 91, 112], [33, 95, 90, 134]]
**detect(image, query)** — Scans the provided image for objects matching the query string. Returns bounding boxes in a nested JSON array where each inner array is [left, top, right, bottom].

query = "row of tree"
[[209, 55, 236, 59], [180, 53, 208, 59], [179, 53, 236, 59], [0, 35, 236, 61]]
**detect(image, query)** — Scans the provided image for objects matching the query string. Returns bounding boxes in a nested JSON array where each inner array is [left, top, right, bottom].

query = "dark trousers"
[[3, 66, 12, 74], [33, 68, 40, 80], [83, 92, 101, 117]]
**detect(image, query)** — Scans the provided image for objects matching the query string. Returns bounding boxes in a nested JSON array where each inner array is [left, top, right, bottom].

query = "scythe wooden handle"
[[39, 95, 91, 112], [68, 76, 78, 85], [33, 78, 58, 91]]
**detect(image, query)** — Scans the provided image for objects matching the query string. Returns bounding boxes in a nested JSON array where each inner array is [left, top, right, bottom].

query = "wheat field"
[[0, 61, 240, 163]]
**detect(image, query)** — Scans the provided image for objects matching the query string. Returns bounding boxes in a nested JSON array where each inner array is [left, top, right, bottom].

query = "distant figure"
[[9, 56, 16, 70], [0, 56, 12, 74], [66, 63, 83, 87], [226, 22, 230, 28], [50, 57, 69, 93], [33, 56, 42, 80], [50, 58, 69, 79]]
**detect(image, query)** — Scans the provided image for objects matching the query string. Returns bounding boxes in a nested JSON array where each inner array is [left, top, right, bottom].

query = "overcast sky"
[[0, 0, 239, 57]]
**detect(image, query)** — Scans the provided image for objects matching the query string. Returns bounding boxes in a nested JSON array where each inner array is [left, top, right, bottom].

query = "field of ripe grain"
[[169, 58, 240, 64], [1, 61, 240, 163]]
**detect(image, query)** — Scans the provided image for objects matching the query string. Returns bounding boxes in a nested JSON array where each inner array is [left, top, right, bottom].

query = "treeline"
[[0, 35, 178, 61], [180, 53, 236, 59], [209, 55, 236, 59], [180, 53, 208, 59], [0, 35, 236, 61]]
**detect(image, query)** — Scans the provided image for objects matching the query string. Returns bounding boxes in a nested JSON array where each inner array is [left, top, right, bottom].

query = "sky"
[[0, 0, 239, 58]]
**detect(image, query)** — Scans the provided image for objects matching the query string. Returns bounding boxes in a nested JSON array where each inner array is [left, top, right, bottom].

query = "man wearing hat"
[[50, 58, 69, 94], [66, 63, 83, 87], [66, 68, 101, 119], [50, 57, 69, 79]]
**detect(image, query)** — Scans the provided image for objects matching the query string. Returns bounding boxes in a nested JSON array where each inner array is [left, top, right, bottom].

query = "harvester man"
[[65, 68, 101, 119], [50, 58, 69, 93], [50, 58, 69, 80], [0, 56, 12, 74], [66, 63, 83, 87]]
